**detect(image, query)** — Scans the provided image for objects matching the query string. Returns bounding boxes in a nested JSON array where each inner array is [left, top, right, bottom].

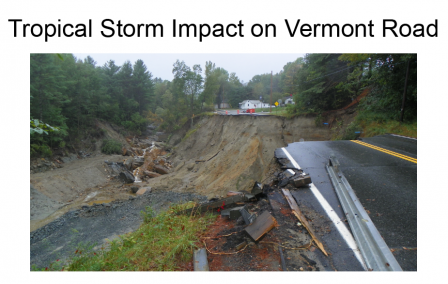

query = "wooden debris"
[[282, 188, 328, 256], [195, 150, 222, 162], [245, 211, 278, 241], [227, 191, 243, 197], [236, 241, 247, 251]]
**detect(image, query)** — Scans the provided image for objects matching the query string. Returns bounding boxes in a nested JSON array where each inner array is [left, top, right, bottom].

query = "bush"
[[340, 122, 362, 140], [30, 144, 53, 157], [101, 139, 122, 154]]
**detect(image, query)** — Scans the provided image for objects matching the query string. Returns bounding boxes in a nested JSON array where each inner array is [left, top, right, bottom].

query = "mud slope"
[[148, 114, 353, 199]]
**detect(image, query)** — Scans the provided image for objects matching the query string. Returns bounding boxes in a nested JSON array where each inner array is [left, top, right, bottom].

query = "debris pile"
[[182, 172, 329, 271], [275, 169, 312, 188], [104, 136, 173, 186]]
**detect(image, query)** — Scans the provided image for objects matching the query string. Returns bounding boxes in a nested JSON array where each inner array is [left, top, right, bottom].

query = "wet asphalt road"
[[275, 134, 417, 271]]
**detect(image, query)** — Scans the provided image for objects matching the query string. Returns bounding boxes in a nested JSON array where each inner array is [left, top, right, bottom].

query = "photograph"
[[29, 53, 417, 271]]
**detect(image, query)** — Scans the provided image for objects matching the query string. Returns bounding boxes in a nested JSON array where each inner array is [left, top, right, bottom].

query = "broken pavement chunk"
[[240, 206, 256, 225], [292, 174, 312, 187], [244, 211, 278, 241], [251, 182, 263, 196], [221, 205, 246, 220]]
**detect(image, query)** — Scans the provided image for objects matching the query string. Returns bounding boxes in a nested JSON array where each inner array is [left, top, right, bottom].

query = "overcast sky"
[[73, 53, 305, 83]]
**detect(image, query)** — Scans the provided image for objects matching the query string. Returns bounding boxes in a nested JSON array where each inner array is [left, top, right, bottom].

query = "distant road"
[[215, 109, 274, 116]]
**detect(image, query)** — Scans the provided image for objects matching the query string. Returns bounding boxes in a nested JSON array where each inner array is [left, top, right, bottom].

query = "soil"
[[149, 111, 357, 200], [30, 110, 357, 270]]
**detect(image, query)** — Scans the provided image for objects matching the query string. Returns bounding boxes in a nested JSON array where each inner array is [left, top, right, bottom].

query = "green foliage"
[[101, 139, 122, 154], [30, 119, 59, 135], [315, 113, 323, 127], [181, 123, 201, 143], [120, 112, 148, 135], [30, 143, 53, 157], [340, 121, 363, 140]]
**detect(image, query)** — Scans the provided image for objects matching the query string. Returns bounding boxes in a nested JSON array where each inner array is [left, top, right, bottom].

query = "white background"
[[1, 0, 444, 282]]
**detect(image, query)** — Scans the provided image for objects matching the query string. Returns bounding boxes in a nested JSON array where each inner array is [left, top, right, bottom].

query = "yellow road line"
[[350, 140, 417, 164]]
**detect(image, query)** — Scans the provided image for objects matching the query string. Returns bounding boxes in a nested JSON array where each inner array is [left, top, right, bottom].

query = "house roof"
[[240, 100, 263, 104]]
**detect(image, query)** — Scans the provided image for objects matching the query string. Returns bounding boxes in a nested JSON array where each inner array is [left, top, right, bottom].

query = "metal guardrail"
[[326, 155, 403, 271]]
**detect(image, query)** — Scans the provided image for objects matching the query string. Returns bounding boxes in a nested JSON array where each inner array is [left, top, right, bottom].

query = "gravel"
[[30, 190, 207, 270]]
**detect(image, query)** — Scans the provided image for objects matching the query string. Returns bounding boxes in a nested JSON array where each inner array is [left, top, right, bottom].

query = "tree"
[[295, 53, 351, 111], [132, 59, 155, 113]]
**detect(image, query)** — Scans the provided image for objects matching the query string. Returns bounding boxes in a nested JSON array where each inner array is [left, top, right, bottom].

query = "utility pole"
[[270, 71, 273, 113], [400, 59, 410, 122]]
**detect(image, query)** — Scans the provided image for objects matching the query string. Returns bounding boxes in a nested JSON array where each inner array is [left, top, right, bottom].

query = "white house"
[[239, 100, 270, 109], [284, 97, 295, 105]]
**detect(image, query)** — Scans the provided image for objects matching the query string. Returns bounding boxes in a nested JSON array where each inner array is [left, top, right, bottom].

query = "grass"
[[33, 202, 216, 271], [356, 110, 417, 138], [360, 120, 417, 138], [255, 106, 289, 116], [181, 123, 202, 143]]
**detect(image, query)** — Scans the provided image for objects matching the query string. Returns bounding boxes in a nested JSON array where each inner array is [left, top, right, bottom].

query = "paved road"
[[275, 134, 417, 270]]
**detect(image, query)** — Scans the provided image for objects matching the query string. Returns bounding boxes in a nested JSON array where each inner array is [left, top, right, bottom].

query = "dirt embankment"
[[30, 111, 356, 231], [147, 111, 356, 199]]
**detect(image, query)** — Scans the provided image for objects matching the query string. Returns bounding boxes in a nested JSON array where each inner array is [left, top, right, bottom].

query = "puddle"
[[87, 199, 115, 206]]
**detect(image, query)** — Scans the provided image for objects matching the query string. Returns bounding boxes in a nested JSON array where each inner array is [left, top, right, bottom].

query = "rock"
[[187, 163, 195, 171], [119, 171, 135, 183], [154, 165, 170, 175], [124, 158, 134, 170], [144, 171, 161, 178], [131, 186, 139, 193], [122, 148, 134, 156], [136, 187, 151, 195]]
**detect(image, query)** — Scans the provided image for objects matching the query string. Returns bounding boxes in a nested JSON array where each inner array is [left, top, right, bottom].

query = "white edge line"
[[281, 147, 367, 270], [389, 133, 417, 141]]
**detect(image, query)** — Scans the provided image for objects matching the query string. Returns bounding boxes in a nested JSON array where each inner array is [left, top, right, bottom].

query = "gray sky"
[[73, 53, 305, 83]]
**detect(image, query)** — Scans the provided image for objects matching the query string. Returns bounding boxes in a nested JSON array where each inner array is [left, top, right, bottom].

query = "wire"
[[298, 58, 410, 84]]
